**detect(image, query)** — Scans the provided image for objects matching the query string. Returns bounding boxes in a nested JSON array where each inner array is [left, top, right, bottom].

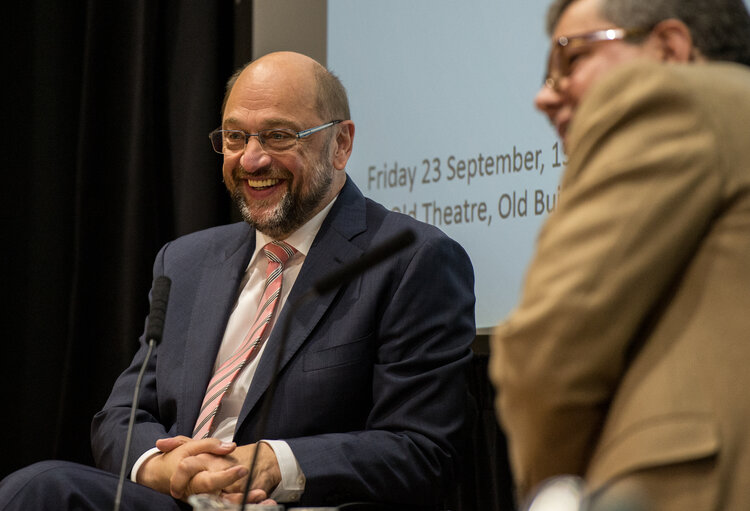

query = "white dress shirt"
[[131, 197, 337, 503]]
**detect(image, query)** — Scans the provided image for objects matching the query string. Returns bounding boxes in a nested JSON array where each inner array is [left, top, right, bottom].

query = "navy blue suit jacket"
[[91, 178, 476, 507]]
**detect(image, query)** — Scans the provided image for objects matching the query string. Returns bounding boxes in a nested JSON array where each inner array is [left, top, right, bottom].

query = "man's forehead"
[[237, 61, 313, 99], [225, 67, 317, 123], [242, 53, 318, 92]]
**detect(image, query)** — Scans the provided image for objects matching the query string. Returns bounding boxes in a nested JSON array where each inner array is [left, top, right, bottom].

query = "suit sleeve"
[[90, 243, 173, 475], [287, 232, 476, 507], [489, 62, 724, 498]]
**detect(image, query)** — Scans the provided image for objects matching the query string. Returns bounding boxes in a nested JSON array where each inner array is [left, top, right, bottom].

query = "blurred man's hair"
[[545, 0, 750, 66]]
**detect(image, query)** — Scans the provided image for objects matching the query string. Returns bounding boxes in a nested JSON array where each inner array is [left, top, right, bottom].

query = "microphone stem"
[[238, 229, 415, 506], [114, 338, 156, 511], [239, 290, 316, 508]]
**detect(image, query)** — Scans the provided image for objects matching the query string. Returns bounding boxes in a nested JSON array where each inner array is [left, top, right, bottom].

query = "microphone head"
[[145, 276, 171, 344], [313, 228, 416, 295]]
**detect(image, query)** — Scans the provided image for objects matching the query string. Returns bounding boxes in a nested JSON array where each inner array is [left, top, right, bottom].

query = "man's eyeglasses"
[[544, 27, 648, 91], [209, 120, 343, 154]]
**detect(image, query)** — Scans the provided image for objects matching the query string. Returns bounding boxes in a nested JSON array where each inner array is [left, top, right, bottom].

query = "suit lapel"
[[236, 178, 368, 434], [179, 226, 256, 435]]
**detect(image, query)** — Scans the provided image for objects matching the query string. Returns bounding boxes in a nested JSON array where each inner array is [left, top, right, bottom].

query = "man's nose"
[[239, 136, 273, 172], [534, 82, 562, 118]]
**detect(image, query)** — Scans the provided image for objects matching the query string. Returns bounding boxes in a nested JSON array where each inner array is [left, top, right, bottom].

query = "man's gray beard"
[[232, 157, 334, 239]]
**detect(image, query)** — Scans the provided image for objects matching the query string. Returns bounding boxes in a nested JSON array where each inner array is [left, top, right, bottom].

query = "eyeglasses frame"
[[209, 120, 344, 154], [544, 27, 649, 91]]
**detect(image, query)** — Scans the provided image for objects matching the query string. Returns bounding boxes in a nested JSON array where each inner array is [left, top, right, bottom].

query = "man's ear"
[[332, 121, 355, 170], [647, 19, 701, 63]]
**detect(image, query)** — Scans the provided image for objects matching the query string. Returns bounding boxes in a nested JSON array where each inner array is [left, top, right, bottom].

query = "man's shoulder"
[[364, 196, 446, 238], [170, 222, 251, 248], [359, 197, 474, 282], [667, 60, 750, 92], [360, 196, 469, 264], [334, 177, 462, 249], [580, 60, 749, 117], [569, 60, 749, 156], [157, 222, 252, 267]]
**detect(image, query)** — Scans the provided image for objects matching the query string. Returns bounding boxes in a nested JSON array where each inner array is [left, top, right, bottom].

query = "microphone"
[[314, 229, 416, 294], [239, 229, 417, 506], [113, 276, 172, 511], [144, 276, 171, 343]]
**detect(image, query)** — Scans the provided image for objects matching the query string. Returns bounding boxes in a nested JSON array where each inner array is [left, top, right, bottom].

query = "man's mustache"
[[233, 164, 293, 181]]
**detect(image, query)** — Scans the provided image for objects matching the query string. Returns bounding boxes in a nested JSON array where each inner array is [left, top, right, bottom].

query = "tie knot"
[[263, 240, 297, 265]]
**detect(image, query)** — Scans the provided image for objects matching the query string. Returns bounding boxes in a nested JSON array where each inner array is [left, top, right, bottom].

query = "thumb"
[[182, 438, 238, 456], [155, 435, 191, 453]]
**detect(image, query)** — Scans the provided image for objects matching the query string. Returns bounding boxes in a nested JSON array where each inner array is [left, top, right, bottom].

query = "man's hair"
[[545, 0, 750, 66], [313, 65, 351, 121], [220, 60, 351, 121]]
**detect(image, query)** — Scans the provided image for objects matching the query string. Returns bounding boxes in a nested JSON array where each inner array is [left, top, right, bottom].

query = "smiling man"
[[0, 52, 476, 511], [490, 0, 750, 509], [218, 56, 348, 241]]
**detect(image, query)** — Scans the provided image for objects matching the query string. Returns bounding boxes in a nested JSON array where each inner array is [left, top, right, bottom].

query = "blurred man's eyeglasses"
[[209, 120, 343, 154], [544, 27, 648, 91]]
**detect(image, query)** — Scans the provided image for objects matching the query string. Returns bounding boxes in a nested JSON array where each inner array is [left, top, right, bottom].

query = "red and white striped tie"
[[192, 240, 297, 439]]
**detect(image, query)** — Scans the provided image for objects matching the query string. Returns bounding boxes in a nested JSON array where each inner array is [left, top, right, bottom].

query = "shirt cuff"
[[130, 447, 162, 483], [261, 440, 305, 502]]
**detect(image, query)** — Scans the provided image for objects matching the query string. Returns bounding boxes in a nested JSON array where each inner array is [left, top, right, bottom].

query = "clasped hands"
[[138, 436, 281, 505]]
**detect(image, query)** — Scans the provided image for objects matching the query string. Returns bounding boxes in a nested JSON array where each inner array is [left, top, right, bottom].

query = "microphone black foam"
[[145, 276, 171, 344], [314, 228, 416, 294]]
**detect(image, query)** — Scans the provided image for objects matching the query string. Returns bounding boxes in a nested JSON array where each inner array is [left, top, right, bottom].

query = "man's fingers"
[[223, 471, 273, 496], [221, 489, 271, 504], [175, 438, 237, 457], [155, 436, 235, 457], [247, 489, 271, 504], [155, 435, 190, 453], [169, 455, 210, 499], [194, 439, 236, 455], [181, 466, 249, 499]]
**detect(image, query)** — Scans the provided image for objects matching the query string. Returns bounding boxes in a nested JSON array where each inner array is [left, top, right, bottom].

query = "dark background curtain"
[[4, 1, 514, 508], [5, 0, 242, 477]]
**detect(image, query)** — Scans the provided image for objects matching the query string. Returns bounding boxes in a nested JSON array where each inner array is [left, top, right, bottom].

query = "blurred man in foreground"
[[490, 0, 750, 509]]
